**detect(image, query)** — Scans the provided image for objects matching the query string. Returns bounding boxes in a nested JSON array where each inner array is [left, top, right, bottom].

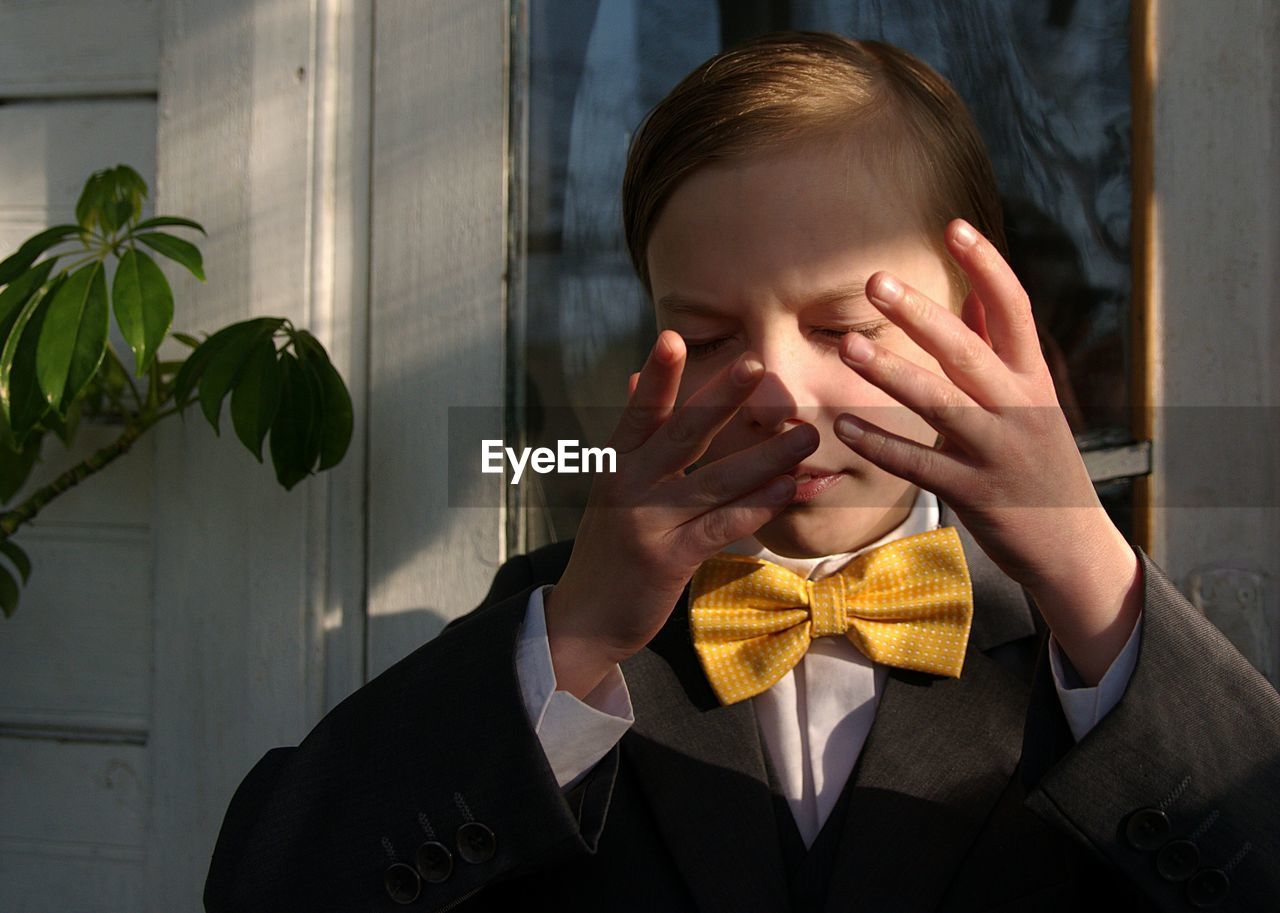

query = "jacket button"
[[1124, 808, 1171, 850], [1155, 839, 1199, 881], [456, 821, 497, 864], [416, 840, 454, 883], [1185, 868, 1230, 909], [384, 862, 421, 905]]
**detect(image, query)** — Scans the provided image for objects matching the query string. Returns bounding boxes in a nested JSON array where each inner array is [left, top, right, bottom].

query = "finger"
[[865, 271, 1013, 409], [639, 350, 767, 476], [945, 219, 1043, 376], [839, 334, 998, 458], [626, 372, 640, 399], [961, 288, 992, 348], [833, 411, 968, 497], [609, 330, 686, 453], [666, 422, 819, 514], [673, 474, 797, 555]]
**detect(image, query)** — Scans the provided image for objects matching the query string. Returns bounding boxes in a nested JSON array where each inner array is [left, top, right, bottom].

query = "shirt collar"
[[720, 486, 940, 580]]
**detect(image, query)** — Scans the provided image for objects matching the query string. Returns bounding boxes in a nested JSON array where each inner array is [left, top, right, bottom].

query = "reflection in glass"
[[520, 0, 1134, 544]]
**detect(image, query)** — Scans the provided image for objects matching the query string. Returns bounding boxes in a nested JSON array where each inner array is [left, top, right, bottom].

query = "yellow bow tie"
[[688, 527, 975, 705]]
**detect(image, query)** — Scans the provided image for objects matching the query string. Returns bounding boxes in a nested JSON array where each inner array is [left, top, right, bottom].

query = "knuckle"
[[612, 408, 653, 450], [664, 411, 699, 449], [927, 388, 966, 427], [695, 470, 731, 507], [904, 290, 933, 323], [952, 335, 988, 373], [698, 509, 734, 548], [900, 441, 934, 482]]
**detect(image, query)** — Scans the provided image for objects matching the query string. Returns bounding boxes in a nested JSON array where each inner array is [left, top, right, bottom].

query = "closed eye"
[[683, 322, 891, 359], [815, 321, 890, 343]]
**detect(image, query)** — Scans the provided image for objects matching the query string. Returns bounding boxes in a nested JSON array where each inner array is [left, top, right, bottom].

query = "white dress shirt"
[[516, 489, 1144, 848]]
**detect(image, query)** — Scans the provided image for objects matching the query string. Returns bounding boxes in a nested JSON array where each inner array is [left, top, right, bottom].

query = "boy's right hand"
[[543, 330, 819, 700]]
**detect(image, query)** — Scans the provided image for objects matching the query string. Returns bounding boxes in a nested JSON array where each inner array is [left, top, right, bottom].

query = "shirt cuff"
[[1049, 608, 1144, 742], [516, 584, 634, 790]]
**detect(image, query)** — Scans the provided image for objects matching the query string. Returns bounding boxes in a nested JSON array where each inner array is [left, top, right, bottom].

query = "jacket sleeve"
[[203, 545, 619, 913], [1020, 545, 1280, 911]]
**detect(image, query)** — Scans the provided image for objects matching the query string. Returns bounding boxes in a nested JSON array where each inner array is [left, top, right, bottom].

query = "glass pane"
[[519, 0, 1136, 545]]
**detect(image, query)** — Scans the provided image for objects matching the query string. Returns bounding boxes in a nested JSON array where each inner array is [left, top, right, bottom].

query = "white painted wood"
[[0, 29, 159, 912], [0, 440, 153, 734], [1149, 0, 1279, 678], [0, 848, 143, 913], [315, 0, 372, 718], [0, 740, 145, 912], [0, 739, 146, 848], [365, 0, 509, 677], [0, 0, 159, 96], [0, 100, 157, 241], [150, 0, 371, 908]]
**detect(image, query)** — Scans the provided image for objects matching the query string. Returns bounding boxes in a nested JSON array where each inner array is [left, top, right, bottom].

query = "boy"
[[205, 33, 1280, 912]]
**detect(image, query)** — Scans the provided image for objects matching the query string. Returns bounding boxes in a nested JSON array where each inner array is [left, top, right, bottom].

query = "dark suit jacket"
[[204, 502, 1280, 912]]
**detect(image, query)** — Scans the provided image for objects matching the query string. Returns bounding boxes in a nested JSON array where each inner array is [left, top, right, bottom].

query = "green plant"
[[0, 165, 353, 617]]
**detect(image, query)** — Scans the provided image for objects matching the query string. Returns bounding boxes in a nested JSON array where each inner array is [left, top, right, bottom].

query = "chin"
[[753, 510, 861, 559], [753, 498, 911, 558]]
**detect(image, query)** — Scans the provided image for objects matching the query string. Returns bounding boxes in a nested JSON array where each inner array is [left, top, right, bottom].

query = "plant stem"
[[0, 420, 148, 537]]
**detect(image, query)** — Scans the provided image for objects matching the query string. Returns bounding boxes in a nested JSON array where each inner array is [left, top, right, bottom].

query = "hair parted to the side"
[[622, 31, 1007, 307]]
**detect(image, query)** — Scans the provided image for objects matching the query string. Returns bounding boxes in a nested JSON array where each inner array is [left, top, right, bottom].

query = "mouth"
[[787, 466, 846, 503]]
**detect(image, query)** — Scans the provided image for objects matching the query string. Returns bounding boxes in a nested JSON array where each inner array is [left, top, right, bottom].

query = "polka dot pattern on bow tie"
[[689, 527, 975, 705]]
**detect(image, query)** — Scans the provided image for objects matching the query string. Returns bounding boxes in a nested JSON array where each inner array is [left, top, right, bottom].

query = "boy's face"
[[646, 134, 955, 558]]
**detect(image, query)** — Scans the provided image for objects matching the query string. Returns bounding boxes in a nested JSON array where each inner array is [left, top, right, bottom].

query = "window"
[[511, 0, 1150, 549]]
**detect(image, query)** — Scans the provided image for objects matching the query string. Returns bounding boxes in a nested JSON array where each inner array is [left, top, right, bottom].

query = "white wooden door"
[[0, 2, 160, 909]]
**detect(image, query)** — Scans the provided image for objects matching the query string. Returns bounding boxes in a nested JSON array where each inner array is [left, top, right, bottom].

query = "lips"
[[788, 464, 840, 482], [787, 466, 846, 503]]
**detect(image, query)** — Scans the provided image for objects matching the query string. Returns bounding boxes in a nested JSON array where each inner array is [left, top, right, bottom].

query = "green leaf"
[[170, 317, 283, 410], [0, 271, 60, 427], [0, 538, 32, 585], [136, 232, 204, 281], [43, 396, 81, 446], [112, 248, 174, 375], [294, 332, 353, 471], [112, 199, 134, 229], [0, 417, 41, 504], [269, 352, 320, 490], [171, 331, 201, 349], [133, 216, 206, 236], [9, 290, 54, 441], [198, 321, 281, 433], [0, 563, 18, 617], [77, 166, 149, 234], [230, 336, 282, 461], [82, 345, 129, 418], [75, 171, 111, 232], [0, 225, 80, 287], [0, 259, 58, 335], [36, 261, 109, 414]]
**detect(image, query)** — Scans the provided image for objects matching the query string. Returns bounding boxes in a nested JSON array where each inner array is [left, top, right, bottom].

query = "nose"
[[740, 361, 806, 433]]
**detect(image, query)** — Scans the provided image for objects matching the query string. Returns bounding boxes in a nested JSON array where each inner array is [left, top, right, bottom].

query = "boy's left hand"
[[832, 218, 1142, 686]]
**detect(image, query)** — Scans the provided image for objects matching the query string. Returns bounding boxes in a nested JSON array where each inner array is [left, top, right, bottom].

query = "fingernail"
[[871, 274, 903, 306], [835, 414, 864, 440], [843, 334, 875, 364], [657, 334, 679, 363], [953, 221, 978, 248], [732, 355, 763, 385], [788, 426, 816, 453]]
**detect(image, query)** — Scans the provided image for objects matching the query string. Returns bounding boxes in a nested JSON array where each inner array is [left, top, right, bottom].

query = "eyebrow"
[[656, 282, 871, 316]]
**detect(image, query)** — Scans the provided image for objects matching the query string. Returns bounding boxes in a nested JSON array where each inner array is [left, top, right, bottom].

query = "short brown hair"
[[622, 31, 1006, 306]]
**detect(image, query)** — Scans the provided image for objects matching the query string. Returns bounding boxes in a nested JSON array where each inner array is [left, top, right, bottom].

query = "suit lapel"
[[820, 498, 1039, 912], [621, 594, 792, 913], [616, 497, 1040, 913]]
